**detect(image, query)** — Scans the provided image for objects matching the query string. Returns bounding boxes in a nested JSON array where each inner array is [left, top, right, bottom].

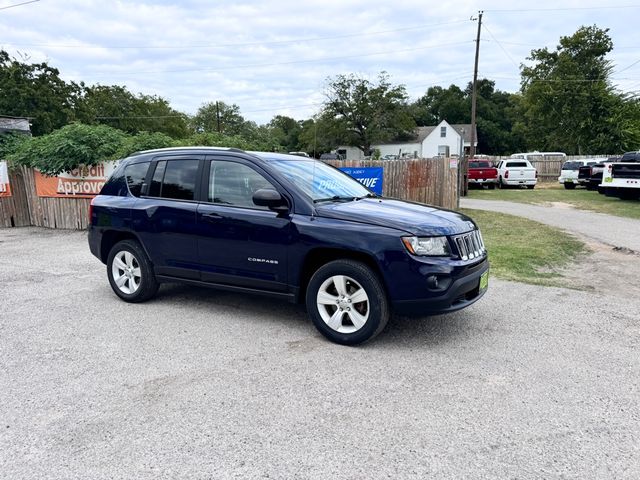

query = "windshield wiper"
[[355, 193, 378, 200], [313, 195, 357, 203]]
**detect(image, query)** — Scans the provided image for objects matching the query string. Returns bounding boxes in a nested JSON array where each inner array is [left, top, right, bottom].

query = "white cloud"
[[0, 0, 638, 123]]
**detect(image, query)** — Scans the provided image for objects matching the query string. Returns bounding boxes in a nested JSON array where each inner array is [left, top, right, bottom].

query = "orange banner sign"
[[34, 163, 118, 198], [0, 161, 11, 197]]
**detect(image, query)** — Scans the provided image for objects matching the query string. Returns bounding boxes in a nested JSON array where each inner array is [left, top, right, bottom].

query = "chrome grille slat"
[[453, 230, 486, 261]]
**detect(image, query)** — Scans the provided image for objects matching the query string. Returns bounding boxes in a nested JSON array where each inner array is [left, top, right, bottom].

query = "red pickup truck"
[[468, 160, 498, 189]]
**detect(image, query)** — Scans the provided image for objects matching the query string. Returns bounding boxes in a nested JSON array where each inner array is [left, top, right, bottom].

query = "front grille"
[[453, 229, 486, 261]]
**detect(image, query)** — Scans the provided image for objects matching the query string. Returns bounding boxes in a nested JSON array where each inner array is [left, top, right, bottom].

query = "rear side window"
[[506, 161, 528, 168], [148, 159, 199, 201], [124, 162, 150, 197]]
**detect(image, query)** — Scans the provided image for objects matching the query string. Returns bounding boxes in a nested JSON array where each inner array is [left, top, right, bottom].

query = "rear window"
[[506, 161, 528, 168], [124, 161, 150, 197], [470, 161, 492, 168], [561, 161, 583, 171], [148, 160, 199, 201]]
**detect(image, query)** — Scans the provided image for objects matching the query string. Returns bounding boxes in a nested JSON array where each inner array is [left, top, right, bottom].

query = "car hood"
[[314, 198, 476, 236]]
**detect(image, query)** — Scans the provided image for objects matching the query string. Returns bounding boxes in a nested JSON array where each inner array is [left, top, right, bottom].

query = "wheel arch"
[[296, 247, 387, 303], [100, 230, 145, 264]]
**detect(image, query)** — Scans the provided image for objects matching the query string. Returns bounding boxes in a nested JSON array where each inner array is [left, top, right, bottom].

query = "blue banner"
[[339, 167, 384, 195]]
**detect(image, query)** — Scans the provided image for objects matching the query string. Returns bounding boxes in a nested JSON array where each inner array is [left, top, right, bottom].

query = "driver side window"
[[209, 161, 275, 209]]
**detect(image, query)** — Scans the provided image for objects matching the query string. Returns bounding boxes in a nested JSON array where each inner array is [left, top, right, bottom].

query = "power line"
[[485, 4, 640, 13], [483, 23, 520, 70], [88, 41, 473, 76], [0, 19, 469, 50], [0, 0, 39, 11], [615, 58, 640, 74]]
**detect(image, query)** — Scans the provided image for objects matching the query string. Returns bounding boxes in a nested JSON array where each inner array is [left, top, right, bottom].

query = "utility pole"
[[464, 10, 483, 197], [215, 101, 221, 133]]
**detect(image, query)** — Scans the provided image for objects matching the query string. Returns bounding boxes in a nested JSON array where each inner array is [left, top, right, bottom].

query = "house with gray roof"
[[336, 120, 477, 159]]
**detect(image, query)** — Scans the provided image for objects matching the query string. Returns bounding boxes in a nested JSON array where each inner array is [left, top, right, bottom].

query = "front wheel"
[[107, 240, 159, 302], [306, 260, 389, 345]]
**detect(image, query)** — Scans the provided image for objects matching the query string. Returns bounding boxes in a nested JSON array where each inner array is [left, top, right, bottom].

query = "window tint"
[[562, 161, 583, 171], [470, 161, 492, 168], [148, 160, 166, 197], [506, 161, 528, 168], [210, 161, 274, 209], [124, 162, 149, 197], [154, 160, 199, 201]]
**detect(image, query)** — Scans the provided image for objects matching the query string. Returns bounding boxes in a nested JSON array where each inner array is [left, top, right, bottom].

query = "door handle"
[[201, 212, 223, 223]]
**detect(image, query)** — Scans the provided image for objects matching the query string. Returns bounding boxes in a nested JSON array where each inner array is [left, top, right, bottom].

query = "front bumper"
[[392, 257, 489, 316]]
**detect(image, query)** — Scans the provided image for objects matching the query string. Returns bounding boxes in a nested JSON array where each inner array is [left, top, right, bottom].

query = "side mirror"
[[252, 189, 289, 212]]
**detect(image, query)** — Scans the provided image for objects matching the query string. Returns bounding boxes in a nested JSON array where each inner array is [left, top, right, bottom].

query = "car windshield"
[[269, 159, 372, 202], [562, 161, 583, 171]]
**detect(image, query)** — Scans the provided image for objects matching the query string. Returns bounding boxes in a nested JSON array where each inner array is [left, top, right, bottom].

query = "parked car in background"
[[580, 157, 621, 192], [601, 151, 640, 200], [496, 159, 537, 189], [468, 159, 498, 189], [88, 148, 489, 345], [559, 159, 599, 189]]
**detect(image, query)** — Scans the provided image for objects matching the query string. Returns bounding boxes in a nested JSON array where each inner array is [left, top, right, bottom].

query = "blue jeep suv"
[[89, 147, 489, 345]]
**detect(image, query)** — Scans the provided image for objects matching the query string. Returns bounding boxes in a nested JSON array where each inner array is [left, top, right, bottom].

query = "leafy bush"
[[0, 133, 30, 163], [116, 131, 176, 158], [9, 123, 126, 175]]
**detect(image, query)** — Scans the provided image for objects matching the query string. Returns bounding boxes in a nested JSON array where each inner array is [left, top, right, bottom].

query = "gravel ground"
[[461, 198, 640, 252], [1, 228, 639, 479]]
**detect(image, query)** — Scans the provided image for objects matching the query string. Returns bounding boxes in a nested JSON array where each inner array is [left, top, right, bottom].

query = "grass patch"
[[461, 208, 587, 287], [467, 183, 640, 220]]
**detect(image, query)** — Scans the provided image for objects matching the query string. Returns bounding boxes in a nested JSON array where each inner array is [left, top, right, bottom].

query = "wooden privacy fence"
[[0, 166, 91, 229], [327, 157, 459, 210], [1, 158, 459, 230]]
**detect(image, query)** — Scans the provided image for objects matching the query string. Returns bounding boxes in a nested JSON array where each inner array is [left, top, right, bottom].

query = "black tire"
[[597, 186, 606, 195], [564, 182, 576, 190], [107, 239, 159, 303], [497, 176, 503, 189], [527, 185, 535, 189], [488, 183, 496, 190], [604, 187, 619, 198], [305, 260, 389, 346]]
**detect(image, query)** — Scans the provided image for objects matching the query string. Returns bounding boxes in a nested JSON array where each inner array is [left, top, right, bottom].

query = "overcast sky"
[[1, 0, 639, 124]]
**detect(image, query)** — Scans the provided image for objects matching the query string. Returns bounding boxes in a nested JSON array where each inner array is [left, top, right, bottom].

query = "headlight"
[[401, 236, 451, 256]]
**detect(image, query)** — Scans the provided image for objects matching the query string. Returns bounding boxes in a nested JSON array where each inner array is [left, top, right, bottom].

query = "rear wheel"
[[306, 260, 389, 345], [564, 182, 576, 190], [107, 240, 159, 302], [527, 185, 535, 190], [497, 176, 503, 189], [488, 183, 496, 190]]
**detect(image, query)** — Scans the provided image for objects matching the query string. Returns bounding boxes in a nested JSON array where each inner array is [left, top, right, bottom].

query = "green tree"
[[267, 115, 303, 152], [9, 123, 126, 175], [191, 101, 248, 136], [321, 72, 415, 154], [520, 25, 636, 153], [77, 85, 189, 138], [411, 85, 467, 126], [0, 50, 82, 135]]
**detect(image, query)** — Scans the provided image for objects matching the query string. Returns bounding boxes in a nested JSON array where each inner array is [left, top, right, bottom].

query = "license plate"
[[479, 270, 489, 290]]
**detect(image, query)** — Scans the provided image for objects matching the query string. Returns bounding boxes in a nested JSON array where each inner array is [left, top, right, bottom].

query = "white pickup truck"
[[496, 159, 537, 189], [601, 151, 640, 200]]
